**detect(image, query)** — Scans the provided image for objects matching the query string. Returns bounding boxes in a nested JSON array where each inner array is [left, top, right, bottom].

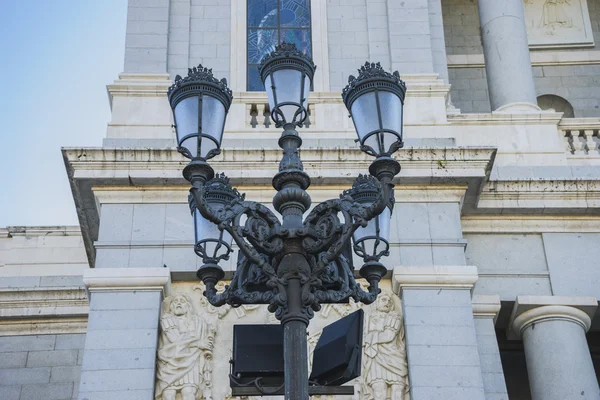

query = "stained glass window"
[[247, 0, 312, 91]]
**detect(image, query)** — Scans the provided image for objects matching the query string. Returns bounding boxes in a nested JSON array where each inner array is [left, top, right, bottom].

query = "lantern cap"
[[258, 42, 316, 85], [168, 64, 233, 110], [343, 174, 394, 211], [188, 173, 244, 214], [342, 62, 406, 110]]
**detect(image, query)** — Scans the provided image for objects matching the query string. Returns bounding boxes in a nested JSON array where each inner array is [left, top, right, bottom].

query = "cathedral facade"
[[2, 0, 600, 399]]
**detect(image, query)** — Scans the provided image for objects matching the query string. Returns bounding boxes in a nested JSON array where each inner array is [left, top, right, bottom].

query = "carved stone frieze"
[[157, 281, 408, 400], [523, 0, 595, 48]]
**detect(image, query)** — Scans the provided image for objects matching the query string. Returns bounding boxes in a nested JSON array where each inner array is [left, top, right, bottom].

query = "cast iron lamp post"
[[168, 43, 406, 400]]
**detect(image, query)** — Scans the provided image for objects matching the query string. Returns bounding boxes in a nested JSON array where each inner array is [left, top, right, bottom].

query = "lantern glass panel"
[[174, 96, 198, 144], [193, 208, 233, 259], [267, 68, 305, 123], [350, 92, 378, 142], [352, 206, 391, 256], [200, 95, 226, 158], [379, 91, 402, 133]]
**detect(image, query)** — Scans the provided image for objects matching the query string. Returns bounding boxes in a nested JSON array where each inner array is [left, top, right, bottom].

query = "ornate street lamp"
[[168, 44, 406, 399]]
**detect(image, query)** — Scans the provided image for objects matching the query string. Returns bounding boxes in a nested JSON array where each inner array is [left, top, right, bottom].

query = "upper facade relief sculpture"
[[157, 284, 408, 400], [156, 293, 216, 400], [523, 0, 594, 47]]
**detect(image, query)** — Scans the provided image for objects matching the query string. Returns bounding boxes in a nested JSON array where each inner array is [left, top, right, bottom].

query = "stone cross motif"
[[156, 293, 216, 400]]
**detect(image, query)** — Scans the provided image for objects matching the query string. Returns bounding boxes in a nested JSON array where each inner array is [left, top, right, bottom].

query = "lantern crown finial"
[[258, 42, 316, 76], [342, 62, 406, 109], [168, 63, 233, 104]]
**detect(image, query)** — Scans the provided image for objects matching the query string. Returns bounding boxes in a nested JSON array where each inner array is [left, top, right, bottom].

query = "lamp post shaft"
[[283, 277, 309, 400]]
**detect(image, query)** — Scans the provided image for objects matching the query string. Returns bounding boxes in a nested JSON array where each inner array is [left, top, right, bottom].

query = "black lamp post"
[[168, 44, 406, 400]]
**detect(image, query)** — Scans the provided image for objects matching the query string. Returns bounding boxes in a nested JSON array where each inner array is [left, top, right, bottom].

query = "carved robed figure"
[[363, 293, 408, 400], [156, 294, 215, 400]]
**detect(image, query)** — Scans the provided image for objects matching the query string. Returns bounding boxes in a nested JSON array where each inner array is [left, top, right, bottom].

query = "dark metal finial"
[[341, 62, 406, 109], [168, 63, 233, 104]]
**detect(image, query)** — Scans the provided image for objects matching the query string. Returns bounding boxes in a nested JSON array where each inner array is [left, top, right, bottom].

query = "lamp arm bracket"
[[190, 187, 282, 272]]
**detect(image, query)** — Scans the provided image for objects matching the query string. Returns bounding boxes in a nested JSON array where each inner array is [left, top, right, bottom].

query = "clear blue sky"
[[0, 1, 127, 227]]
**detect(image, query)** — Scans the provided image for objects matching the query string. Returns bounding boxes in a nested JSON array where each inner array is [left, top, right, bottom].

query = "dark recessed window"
[[247, 0, 312, 91]]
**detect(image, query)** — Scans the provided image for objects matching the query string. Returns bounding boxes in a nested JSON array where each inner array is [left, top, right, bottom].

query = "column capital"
[[392, 265, 478, 295], [508, 295, 597, 339], [83, 267, 171, 297], [472, 295, 501, 323]]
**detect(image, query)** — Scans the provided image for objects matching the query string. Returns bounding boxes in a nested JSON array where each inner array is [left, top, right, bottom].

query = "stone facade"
[[1, 0, 600, 399], [443, 0, 600, 116]]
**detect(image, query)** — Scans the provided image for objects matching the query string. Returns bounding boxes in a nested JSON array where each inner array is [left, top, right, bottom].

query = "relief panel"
[[156, 281, 409, 400], [523, 0, 595, 48]]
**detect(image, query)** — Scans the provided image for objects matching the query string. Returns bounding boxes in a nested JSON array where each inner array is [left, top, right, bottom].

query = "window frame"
[[246, 0, 313, 92], [230, 0, 329, 93]]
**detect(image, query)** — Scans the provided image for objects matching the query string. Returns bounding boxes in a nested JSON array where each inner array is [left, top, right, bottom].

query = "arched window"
[[247, 0, 312, 91], [537, 94, 575, 118]]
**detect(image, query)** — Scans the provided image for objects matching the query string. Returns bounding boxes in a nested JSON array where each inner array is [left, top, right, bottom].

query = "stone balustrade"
[[559, 118, 600, 156], [246, 102, 315, 129]]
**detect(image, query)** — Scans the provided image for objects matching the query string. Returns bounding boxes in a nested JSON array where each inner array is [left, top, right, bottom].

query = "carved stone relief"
[[157, 281, 408, 400], [523, 0, 595, 48]]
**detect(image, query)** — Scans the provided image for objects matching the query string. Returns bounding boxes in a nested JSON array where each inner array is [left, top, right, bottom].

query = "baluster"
[[264, 104, 272, 129], [584, 129, 597, 154], [564, 130, 575, 155], [256, 103, 267, 129], [575, 130, 587, 155], [247, 104, 257, 128]]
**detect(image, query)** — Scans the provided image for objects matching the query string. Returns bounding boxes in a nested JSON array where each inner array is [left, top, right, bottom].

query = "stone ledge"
[[83, 267, 171, 296], [507, 295, 598, 339], [392, 265, 478, 294], [472, 295, 501, 322]]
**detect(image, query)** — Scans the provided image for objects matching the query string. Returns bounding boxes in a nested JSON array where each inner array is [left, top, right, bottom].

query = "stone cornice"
[[106, 73, 171, 107], [507, 295, 598, 340], [392, 265, 478, 295], [462, 215, 600, 233], [64, 146, 495, 266], [448, 111, 563, 126], [472, 295, 501, 323], [83, 267, 171, 296], [3, 226, 82, 237], [477, 179, 600, 215], [0, 286, 89, 337], [448, 50, 600, 68]]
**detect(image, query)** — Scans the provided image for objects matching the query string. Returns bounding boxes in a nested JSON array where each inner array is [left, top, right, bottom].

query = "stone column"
[[477, 0, 539, 112], [79, 268, 171, 400], [393, 266, 486, 400], [472, 295, 508, 399], [509, 296, 599, 400]]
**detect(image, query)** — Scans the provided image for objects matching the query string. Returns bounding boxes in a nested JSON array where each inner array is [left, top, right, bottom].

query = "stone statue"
[[156, 293, 215, 400], [540, 0, 572, 29], [363, 292, 408, 400]]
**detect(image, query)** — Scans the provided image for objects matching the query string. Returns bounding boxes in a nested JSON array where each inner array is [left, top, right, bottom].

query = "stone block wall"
[[442, 0, 600, 116], [0, 334, 85, 400], [124, 0, 231, 80], [124, 0, 171, 73], [326, 0, 370, 92]]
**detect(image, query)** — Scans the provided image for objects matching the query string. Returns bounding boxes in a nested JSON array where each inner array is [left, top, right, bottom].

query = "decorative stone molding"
[[472, 295, 501, 323], [448, 50, 600, 68], [64, 146, 495, 267], [392, 265, 479, 294], [461, 215, 600, 234], [507, 295, 598, 339], [494, 102, 543, 114], [106, 73, 171, 101], [0, 286, 89, 336], [83, 267, 171, 296]]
